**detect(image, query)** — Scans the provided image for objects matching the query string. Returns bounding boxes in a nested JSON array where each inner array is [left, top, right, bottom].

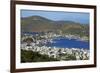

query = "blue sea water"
[[46, 38, 89, 49]]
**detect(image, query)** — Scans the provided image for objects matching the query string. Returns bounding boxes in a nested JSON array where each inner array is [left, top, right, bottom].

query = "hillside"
[[21, 16, 89, 37], [21, 49, 59, 62]]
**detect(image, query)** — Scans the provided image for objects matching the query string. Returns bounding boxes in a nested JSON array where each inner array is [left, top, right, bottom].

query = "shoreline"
[[22, 32, 89, 42]]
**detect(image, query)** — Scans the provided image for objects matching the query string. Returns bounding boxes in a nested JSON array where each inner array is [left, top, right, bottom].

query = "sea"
[[46, 38, 89, 49]]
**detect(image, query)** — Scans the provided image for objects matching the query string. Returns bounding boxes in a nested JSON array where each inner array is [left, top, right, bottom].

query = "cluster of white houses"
[[21, 42, 89, 60]]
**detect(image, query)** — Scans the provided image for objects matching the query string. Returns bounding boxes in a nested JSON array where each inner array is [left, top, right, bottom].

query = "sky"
[[21, 10, 90, 24]]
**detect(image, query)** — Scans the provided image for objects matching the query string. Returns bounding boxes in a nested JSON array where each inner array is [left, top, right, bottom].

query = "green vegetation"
[[64, 54, 76, 60], [21, 49, 59, 63], [57, 53, 76, 60], [21, 49, 78, 62]]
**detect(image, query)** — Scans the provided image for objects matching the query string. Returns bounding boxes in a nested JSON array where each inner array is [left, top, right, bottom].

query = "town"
[[21, 32, 89, 61]]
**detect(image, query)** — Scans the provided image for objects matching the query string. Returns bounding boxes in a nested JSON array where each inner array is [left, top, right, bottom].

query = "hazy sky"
[[21, 10, 90, 24]]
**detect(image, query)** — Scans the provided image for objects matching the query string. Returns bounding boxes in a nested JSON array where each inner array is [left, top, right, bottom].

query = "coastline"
[[21, 32, 89, 61], [22, 32, 89, 42]]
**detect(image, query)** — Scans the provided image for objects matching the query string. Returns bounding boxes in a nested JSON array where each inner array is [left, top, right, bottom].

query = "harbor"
[[21, 32, 89, 61]]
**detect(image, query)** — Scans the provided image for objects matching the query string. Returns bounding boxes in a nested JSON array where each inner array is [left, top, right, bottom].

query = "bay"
[[46, 38, 89, 49]]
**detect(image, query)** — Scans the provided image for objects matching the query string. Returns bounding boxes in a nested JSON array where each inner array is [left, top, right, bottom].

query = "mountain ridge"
[[21, 16, 89, 37]]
